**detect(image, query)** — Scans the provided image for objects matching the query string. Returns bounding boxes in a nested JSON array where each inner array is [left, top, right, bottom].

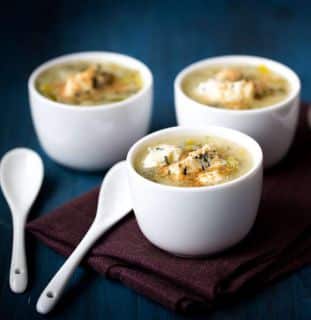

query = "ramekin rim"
[[28, 51, 153, 112], [126, 126, 263, 192], [174, 54, 301, 115]]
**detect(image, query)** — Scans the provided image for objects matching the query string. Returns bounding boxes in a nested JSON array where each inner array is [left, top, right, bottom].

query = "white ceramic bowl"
[[28, 52, 153, 171], [127, 126, 263, 257], [175, 55, 301, 168]]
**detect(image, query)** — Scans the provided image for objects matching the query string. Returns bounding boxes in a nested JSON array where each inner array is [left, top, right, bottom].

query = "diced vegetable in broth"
[[182, 64, 289, 110], [36, 61, 142, 106], [135, 136, 252, 187]]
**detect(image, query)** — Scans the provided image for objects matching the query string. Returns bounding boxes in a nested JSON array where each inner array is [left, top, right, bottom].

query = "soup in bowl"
[[182, 64, 289, 110], [175, 55, 300, 167], [29, 52, 153, 170], [135, 135, 252, 187], [36, 61, 143, 106], [127, 126, 263, 257]]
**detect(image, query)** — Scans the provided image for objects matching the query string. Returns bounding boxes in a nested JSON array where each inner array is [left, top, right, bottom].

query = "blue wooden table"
[[0, 1, 310, 319]]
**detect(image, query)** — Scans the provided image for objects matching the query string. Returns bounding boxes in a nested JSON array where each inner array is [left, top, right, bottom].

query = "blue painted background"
[[0, 1, 310, 319]]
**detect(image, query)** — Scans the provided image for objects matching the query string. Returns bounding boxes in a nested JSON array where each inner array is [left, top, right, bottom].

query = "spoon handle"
[[36, 223, 103, 314], [10, 216, 27, 293]]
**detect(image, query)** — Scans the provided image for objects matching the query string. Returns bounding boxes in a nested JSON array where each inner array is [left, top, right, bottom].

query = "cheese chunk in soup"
[[142, 144, 182, 168], [135, 136, 252, 187]]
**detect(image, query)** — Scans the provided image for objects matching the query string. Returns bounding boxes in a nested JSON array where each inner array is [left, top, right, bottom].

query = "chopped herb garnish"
[[183, 166, 188, 175]]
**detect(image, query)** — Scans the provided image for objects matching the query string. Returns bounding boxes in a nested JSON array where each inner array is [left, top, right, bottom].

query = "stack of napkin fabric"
[[27, 104, 311, 313]]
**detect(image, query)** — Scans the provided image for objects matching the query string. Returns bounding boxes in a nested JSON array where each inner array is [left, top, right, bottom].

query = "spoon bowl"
[[0, 148, 44, 293]]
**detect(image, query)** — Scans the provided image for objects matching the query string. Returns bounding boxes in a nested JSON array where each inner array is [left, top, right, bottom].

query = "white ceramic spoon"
[[36, 161, 132, 314], [0, 148, 44, 293]]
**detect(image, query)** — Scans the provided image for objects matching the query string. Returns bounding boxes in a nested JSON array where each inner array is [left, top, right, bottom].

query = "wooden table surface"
[[0, 1, 310, 319]]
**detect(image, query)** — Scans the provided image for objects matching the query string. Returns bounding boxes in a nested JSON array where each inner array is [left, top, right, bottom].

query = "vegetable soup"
[[135, 135, 252, 187], [182, 64, 289, 110], [36, 61, 142, 106]]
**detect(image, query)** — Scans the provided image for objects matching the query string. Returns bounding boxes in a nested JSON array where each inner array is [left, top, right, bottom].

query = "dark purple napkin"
[[27, 104, 311, 313]]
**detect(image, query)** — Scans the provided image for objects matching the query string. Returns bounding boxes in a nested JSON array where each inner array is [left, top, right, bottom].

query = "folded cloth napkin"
[[27, 104, 311, 313]]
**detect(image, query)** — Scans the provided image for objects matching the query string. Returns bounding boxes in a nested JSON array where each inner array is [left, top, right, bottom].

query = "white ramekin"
[[174, 55, 301, 168], [28, 52, 153, 171], [127, 126, 263, 257]]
